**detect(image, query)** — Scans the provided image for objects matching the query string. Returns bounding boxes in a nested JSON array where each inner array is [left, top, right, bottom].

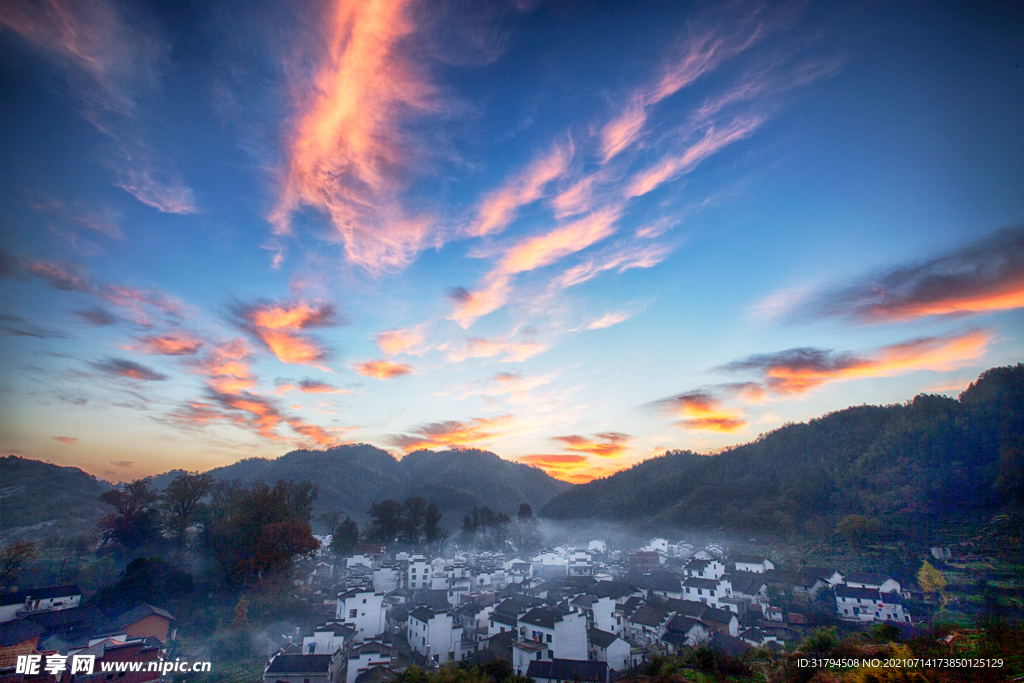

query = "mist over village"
[[1, 0, 1023, 681]]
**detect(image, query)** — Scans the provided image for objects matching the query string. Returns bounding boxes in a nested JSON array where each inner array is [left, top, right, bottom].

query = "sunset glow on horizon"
[[1, 0, 1022, 484]]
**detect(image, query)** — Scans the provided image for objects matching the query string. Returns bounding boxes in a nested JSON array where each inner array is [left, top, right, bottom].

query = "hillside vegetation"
[[542, 364, 1024, 544]]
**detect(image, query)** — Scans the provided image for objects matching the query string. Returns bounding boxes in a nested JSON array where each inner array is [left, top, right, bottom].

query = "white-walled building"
[[587, 628, 630, 671], [336, 589, 385, 641], [408, 557, 432, 590], [408, 606, 463, 663], [733, 556, 775, 574], [835, 585, 910, 623], [517, 607, 587, 661]]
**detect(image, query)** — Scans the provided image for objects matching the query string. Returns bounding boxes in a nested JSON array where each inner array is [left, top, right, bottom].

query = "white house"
[[336, 589, 386, 641], [835, 585, 910, 623], [733, 556, 775, 574], [408, 606, 463, 663], [345, 640, 392, 683], [844, 573, 901, 594], [518, 607, 587, 661], [626, 606, 670, 644], [304, 622, 355, 655], [22, 585, 81, 613], [526, 659, 609, 683], [373, 566, 400, 594], [407, 557, 432, 590], [569, 595, 620, 636], [587, 627, 630, 671], [263, 653, 343, 683], [681, 577, 730, 607], [682, 559, 725, 581]]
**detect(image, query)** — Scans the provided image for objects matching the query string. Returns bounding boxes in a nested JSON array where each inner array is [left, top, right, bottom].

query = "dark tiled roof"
[[113, 604, 176, 630], [519, 607, 563, 629], [845, 572, 887, 586], [628, 606, 669, 628], [666, 615, 702, 634], [733, 556, 767, 565], [587, 581, 632, 600], [708, 632, 751, 656], [265, 654, 333, 674], [682, 577, 718, 590], [835, 585, 880, 600], [26, 585, 80, 600], [527, 659, 607, 682], [699, 606, 736, 626], [727, 571, 766, 595], [683, 559, 709, 571], [490, 612, 519, 627], [648, 575, 682, 593], [587, 627, 619, 649], [0, 591, 26, 606], [408, 606, 435, 623], [25, 605, 102, 630], [0, 619, 44, 647]]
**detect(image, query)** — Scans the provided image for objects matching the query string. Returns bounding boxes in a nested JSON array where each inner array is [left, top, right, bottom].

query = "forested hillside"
[[156, 444, 570, 527], [0, 456, 112, 539], [542, 364, 1024, 541]]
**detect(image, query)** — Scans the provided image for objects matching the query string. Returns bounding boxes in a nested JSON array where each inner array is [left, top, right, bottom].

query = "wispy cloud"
[[649, 390, 748, 433], [31, 197, 122, 239], [625, 116, 764, 198], [234, 299, 339, 367], [444, 336, 547, 363], [585, 311, 628, 330], [552, 431, 631, 458], [802, 226, 1024, 323], [451, 206, 622, 327], [110, 460, 133, 468], [129, 332, 204, 356], [719, 330, 992, 394], [90, 357, 168, 381], [387, 414, 513, 452], [469, 142, 574, 237], [0, 0, 197, 213], [275, 378, 353, 394], [351, 359, 413, 379], [555, 242, 672, 289], [22, 259, 93, 292], [74, 307, 117, 326], [270, 0, 443, 271], [52, 436, 79, 445], [375, 324, 428, 356]]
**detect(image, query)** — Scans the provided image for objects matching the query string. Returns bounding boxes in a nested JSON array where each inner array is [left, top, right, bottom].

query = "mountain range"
[[3, 364, 1022, 545]]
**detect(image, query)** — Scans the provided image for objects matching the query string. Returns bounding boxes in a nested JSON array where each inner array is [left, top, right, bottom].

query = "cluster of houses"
[[270, 541, 915, 683], [0, 586, 176, 683]]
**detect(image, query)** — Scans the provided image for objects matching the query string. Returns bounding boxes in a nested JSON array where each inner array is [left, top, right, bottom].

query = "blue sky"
[[1, 0, 1022, 482]]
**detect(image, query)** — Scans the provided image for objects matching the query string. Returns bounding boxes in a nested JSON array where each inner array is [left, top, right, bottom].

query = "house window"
[[546, 634, 551, 643], [548, 651, 554, 659], [363, 599, 367, 603], [350, 609, 358, 618]]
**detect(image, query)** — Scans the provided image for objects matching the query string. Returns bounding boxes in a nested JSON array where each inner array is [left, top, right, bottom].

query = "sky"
[[1, 0, 1022, 484]]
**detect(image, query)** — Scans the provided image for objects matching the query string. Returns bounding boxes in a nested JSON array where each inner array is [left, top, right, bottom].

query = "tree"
[[517, 503, 533, 520], [366, 499, 404, 543], [96, 557, 194, 614], [402, 496, 428, 544], [331, 517, 359, 555], [836, 514, 879, 548], [511, 502, 542, 553], [276, 480, 318, 524], [318, 511, 343, 538], [98, 478, 163, 550], [203, 481, 320, 587], [0, 541, 37, 588], [424, 502, 444, 544], [917, 560, 948, 602], [163, 472, 214, 546]]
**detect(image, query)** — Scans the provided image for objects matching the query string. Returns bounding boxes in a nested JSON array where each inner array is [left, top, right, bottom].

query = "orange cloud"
[[352, 359, 413, 379], [498, 206, 621, 275], [720, 330, 992, 395], [450, 207, 622, 327], [131, 332, 203, 356], [625, 116, 763, 198], [90, 357, 168, 382], [23, 259, 93, 292], [600, 16, 767, 162], [388, 414, 513, 452], [651, 391, 747, 433], [52, 436, 79, 445], [555, 242, 672, 288], [235, 300, 338, 367], [448, 275, 513, 329], [518, 453, 611, 484], [470, 142, 574, 237], [444, 336, 548, 363], [807, 226, 1024, 323], [553, 432, 631, 458], [271, 0, 440, 271], [376, 325, 427, 356]]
